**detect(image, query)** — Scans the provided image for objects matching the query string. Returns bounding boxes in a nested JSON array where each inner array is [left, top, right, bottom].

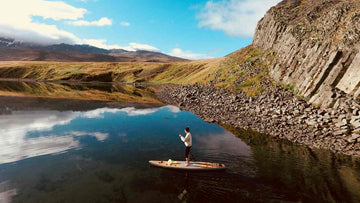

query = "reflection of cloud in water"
[[0, 110, 80, 164], [0, 182, 17, 203], [0, 190, 16, 203], [0, 106, 172, 165], [118, 106, 180, 116], [82, 107, 160, 118], [120, 107, 159, 116], [81, 106, 179, 118], [66, 131, 109, 141], [118, 133, 127, 137], [1, 135, 78, 165], [167, 106, 180, 113], [81, 108, 121, 118], [195, 131, 251, 157]]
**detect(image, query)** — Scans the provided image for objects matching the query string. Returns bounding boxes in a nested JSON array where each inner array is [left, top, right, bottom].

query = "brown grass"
[[0, 45, 273, 97]]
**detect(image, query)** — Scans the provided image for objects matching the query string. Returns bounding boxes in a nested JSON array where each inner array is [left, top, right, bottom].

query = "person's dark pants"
[[185, 146, 191, 159]]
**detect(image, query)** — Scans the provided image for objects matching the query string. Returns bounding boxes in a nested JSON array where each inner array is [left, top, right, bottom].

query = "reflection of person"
[[178, 172, 189, 201], [179, 126, 192, 166]]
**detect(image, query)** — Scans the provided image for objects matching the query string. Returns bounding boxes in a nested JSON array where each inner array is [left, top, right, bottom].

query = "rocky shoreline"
[[157, 85, 360, 157]]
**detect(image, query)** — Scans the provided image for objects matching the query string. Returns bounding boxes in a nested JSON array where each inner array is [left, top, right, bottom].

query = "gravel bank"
[[157, 85, 360, 156]]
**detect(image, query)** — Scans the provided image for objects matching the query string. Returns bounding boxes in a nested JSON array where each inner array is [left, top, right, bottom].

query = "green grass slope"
[[0, 45, 274, 96]]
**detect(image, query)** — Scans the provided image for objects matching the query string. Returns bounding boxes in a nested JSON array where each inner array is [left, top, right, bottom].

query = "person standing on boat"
[[179, 126, 192, 166]]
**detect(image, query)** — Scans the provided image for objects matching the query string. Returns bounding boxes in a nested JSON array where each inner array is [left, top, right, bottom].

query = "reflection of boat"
[[149, 160, 226, 171]]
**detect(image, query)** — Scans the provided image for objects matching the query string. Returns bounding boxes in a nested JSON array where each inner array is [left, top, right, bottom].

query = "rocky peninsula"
[[157, 84, 360, 156]]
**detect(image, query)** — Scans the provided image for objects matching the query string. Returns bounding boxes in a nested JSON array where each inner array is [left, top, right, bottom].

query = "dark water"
[[0, 82, 360, 203]]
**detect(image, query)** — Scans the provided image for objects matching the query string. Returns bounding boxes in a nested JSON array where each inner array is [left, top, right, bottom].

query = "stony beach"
[[157, 84, 360, 156]]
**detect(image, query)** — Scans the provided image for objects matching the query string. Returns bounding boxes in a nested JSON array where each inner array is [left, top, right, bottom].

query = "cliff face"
[[253, 0, 360, 109]]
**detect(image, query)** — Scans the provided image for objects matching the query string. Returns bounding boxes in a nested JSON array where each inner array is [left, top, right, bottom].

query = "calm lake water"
[[0, 82, 360, 203]]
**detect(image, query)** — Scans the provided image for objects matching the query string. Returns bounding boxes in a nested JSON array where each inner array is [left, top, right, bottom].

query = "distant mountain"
[[0, 38, 185, 62]]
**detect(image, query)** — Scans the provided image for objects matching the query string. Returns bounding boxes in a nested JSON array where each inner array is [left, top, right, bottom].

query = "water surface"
[[0, 82, 360, 203]]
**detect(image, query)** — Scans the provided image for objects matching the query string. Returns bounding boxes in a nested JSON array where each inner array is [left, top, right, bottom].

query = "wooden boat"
[[149, 160, 226, 171]]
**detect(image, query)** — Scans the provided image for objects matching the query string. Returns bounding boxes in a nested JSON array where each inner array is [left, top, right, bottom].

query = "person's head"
[[184, 126, 190, 133]]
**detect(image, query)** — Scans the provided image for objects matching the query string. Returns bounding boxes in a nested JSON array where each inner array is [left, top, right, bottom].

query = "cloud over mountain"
[[82, 39, 159, 52], [0, 0, 149, 52], [0, 0, 86, 44]]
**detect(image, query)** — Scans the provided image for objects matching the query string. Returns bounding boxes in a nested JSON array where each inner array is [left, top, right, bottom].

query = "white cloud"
[[82, 39, 122, 49], [78, 0, 97, 2], [120, 21, 130, 26], [197, 0, 281, 37], [68, 17, 112, 26], [119, 43, 160, 52], [0, 0, 87, 44], [0, 0, 159, 53], [84, 39, 160, 51], [168, 48, 212, 60]]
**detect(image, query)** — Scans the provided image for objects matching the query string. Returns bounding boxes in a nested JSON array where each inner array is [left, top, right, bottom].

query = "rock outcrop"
[[253, 0, 360, 109]]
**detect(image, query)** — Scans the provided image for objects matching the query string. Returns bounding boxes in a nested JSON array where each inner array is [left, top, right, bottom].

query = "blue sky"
[[62, 0, 252, 58], [0, 0, 281, 59]]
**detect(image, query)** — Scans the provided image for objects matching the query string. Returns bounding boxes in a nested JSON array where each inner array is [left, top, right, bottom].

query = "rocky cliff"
[[158, 0, 360, 156], [253, 0, 360, 109]]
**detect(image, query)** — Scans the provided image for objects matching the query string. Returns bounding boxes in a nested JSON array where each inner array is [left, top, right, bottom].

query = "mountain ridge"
[[0, 37, 185, 62]]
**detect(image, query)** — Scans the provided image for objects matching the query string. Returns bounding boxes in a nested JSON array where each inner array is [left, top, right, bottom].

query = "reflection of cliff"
[[223, 124, 360, 203], [338, 167, 360, 202], [0, 81, 160, 103]]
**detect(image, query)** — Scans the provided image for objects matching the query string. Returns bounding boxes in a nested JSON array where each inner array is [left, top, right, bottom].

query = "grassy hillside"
[[0, 45, 274, 96]]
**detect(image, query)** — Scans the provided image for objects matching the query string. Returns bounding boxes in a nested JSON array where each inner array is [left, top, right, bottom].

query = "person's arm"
[[179, 134, 187, 142]]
